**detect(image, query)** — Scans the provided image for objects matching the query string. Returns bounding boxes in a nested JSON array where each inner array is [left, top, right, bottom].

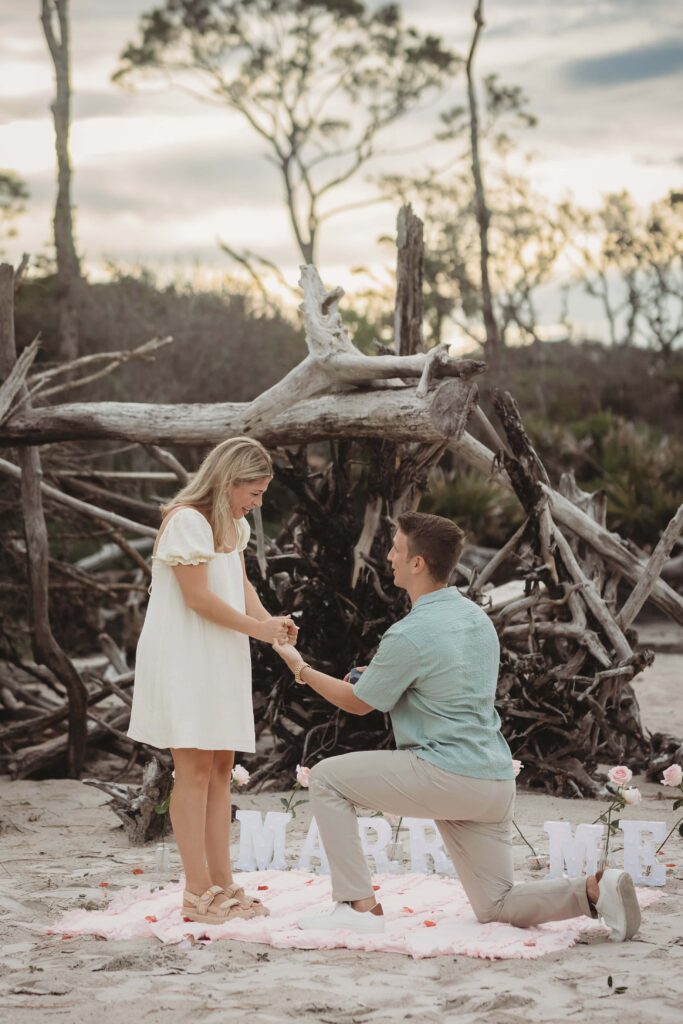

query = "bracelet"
[[294, 661, 311, 685]]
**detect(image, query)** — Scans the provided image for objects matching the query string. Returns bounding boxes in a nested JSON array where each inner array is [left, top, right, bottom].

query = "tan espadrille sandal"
[[223, 882, 270, 917], [182, 885, 257, 924]]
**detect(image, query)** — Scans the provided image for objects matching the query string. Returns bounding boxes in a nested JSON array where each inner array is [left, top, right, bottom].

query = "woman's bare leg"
[[205, 750, 235, 889], [169, 747, 213, 896]]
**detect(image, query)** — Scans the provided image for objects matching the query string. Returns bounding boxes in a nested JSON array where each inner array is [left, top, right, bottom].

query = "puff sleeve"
[[236, 517, 251, 552], [154, 508, 215, 566]]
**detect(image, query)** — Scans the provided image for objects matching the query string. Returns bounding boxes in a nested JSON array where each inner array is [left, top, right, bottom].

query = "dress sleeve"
[[236, 516, 251, 552], [154, 508, 215, 566]]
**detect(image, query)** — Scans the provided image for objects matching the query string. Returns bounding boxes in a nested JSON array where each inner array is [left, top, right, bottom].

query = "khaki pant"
[[309, 750, 592, 927]]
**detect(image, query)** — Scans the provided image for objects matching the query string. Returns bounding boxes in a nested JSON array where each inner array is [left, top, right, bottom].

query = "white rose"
[[661, 764, 683, 788], [607, 765, 633, 787], [231, 764, 250, 787], [622, 787, 641, 806]]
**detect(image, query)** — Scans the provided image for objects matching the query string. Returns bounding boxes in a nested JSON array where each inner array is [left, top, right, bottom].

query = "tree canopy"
[[114, 0, 461, 264]]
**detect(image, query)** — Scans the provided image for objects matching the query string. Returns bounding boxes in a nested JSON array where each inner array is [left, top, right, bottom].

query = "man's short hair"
[[397, 512, 465, 583]]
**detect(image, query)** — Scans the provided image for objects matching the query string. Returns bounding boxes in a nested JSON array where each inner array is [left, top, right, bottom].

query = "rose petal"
[[666, 863, 676, 867], [402, 906, 414, 913], [144, 915, 157, 923], [372, 885, 380, 891], [423, 920, 436, 927], [132, 868, 144, 875], [98, 882, 109, 888], [257, 885, 269, 891], [62, 934, 73, 940]]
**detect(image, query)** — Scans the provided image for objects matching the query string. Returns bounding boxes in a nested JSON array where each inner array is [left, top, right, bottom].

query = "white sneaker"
[[595, 869, 641, 941], [297, 902, 385, 934]]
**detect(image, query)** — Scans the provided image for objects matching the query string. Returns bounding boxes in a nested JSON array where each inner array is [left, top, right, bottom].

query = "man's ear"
[[412, 554, 426, 574]]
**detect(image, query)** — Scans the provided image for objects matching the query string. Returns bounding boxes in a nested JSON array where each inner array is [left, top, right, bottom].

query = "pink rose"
[[622, 787, 641, 806], [607, 765, 632, 787], [661, 764, 683, 788], [296, 764, 311, 789], [231, 764, 250, 787], [512, 759, 523, 777]]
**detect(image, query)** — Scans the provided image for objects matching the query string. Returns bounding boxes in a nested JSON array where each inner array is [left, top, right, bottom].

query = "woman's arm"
[[172, 562, 291, 644], [239, 552, 269, 622], [239, 553, 299, 640]]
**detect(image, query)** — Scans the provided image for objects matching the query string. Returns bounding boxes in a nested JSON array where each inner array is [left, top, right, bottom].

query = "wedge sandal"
[[182, 885, 257, 924], [223, 882, 270, 917]]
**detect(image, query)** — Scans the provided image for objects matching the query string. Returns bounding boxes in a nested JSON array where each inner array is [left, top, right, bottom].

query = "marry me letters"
[[234, 811, 669, 886]]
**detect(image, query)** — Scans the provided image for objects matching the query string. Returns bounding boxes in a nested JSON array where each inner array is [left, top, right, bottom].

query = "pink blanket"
[[48, 870, 661, 960]]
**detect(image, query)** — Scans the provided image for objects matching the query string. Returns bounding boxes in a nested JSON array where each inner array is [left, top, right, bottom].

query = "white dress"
[[128, 507, 256, 751]]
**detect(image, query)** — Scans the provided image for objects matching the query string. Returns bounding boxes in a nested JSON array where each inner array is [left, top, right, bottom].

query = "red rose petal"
[[145, 915, 158, 923], [305, 880, 314, 885], [257, 885, 269, 891], [99, 882, 109, 888], [423, 920, 436, 927], [402, 907, 414, 914], [132, 868, 144, 875], [61, 934, 73, 940], [666, 863, 676, 867], [372, 885, 380, 891]]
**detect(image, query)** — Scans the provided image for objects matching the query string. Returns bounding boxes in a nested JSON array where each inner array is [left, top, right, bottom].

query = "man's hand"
[[272, 640, 304, 673], [343, 665, 368, 682]]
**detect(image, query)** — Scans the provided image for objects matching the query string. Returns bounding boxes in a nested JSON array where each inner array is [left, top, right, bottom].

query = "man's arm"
[[298, 664, 375, 716], [274, 643, 374, 716]]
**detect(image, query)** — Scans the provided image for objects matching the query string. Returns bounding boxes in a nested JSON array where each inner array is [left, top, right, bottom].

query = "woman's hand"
[[285, 620, 299, 644], [254, 616, 295, 645], [272, 640, 304, 673]]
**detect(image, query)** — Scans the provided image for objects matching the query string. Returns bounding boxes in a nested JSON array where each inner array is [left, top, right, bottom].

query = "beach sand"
[[1, 616, 681, 1023]]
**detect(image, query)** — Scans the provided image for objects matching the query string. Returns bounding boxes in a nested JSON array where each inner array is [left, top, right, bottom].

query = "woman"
[[128, 437, 296, 924]]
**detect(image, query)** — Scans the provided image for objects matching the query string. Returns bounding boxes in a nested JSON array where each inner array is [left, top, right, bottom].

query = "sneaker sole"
[[615, 872, 641, 941]]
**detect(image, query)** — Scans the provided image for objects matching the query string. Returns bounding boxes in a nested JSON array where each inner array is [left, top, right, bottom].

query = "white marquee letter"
[[619, 819, 667, 886], [235, 810, 292, 871], [357, 816, 400, 873], [544, 821, 604, 878], [403, 818, 454, 874], [295, 817, 330, 874]]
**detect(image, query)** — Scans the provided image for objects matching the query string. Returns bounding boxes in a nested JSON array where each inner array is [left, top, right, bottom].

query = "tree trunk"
[[0, 263, 88, 775], [467, 0, 502, 372], [41, 0, 80, 362], [394, 204, 425, 356]]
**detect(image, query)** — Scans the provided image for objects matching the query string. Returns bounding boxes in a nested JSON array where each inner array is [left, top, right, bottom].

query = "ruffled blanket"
[[48, 870, 661, 960]]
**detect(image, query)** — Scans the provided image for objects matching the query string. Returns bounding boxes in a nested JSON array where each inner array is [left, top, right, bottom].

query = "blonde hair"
[[161, 437, 273, 548]]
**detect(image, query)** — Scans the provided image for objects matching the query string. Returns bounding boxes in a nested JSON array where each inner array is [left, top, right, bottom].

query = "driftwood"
[[83, 757, 172, 845], [1, 200, 681, 797], [0, 265, 88, 775]]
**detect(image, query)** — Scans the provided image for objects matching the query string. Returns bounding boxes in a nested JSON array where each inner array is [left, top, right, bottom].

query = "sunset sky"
[[1, 0, 681, 341]]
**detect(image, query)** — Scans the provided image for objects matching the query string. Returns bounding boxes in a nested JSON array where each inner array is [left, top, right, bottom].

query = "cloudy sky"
[[1, 0, 682, 338]]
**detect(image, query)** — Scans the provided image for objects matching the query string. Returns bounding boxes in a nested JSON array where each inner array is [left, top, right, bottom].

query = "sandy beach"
[[1, 616, 682, 1024]]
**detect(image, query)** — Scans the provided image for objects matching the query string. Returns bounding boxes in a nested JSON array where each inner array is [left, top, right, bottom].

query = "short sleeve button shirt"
[[353, 587, 514, 780]]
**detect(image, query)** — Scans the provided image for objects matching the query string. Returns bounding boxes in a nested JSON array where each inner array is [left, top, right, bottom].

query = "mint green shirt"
[[354, 588, 514, 780]]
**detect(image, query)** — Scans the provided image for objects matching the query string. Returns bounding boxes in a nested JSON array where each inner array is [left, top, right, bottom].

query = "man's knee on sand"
[[473, 900, 503, 925]]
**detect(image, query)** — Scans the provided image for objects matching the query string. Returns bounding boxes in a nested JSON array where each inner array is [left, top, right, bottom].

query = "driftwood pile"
[[1, 205, 682, 808]]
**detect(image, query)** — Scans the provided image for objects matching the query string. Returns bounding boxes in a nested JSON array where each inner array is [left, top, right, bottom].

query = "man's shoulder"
[[382, 617, 420, 652]]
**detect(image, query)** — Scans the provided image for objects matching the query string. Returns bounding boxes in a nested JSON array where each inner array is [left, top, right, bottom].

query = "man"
[[274, 512, 641, 942]]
